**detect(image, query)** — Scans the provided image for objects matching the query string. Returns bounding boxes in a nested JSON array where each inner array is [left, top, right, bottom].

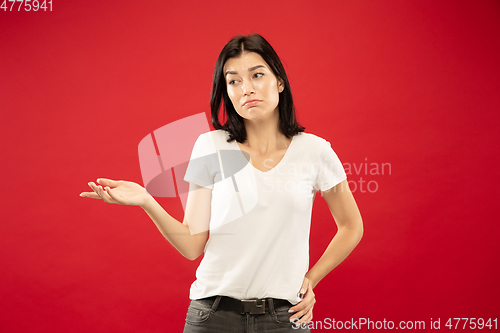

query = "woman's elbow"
[[344, 216, 363, 244], [182, 250, 203, 261], [356, 217, 364, 243], [185, 255, 200, 261]]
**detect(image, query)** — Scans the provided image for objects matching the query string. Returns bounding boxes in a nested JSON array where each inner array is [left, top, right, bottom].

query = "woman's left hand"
[[288, 276, 316, 327]]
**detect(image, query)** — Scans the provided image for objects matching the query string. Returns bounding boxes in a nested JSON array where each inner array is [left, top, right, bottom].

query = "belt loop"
[[211, 296, 222, 312], [267, 298, 276, 315]]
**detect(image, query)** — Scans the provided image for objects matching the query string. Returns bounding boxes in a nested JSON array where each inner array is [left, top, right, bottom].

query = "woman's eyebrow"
[[225, 65, 266, 77], [248, 65, 265, 71]]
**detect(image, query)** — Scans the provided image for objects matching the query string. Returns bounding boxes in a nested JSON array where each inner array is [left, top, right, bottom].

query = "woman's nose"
[[242, 80, 255, 95]]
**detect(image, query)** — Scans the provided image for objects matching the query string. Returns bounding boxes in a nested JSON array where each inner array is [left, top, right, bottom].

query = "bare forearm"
[[141, 196, 205, 260], [306, 222, 363, 288]]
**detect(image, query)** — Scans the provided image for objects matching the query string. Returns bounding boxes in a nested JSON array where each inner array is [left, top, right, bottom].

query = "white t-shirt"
[[183, 130, 347, 305]]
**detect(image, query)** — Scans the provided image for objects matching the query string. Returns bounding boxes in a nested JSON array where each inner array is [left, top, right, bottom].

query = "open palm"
[[80, 178, 151, 207]]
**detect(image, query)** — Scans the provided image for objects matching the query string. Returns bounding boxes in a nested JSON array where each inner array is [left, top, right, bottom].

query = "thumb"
[[297, 277, 309, 299], [97, 178, 119, 187]]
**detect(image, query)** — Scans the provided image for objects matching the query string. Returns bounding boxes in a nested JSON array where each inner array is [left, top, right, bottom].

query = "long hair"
[[211, 34, 304, 143]]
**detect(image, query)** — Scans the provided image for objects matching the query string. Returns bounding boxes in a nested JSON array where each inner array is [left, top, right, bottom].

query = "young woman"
[[81, 34, 363, 332]]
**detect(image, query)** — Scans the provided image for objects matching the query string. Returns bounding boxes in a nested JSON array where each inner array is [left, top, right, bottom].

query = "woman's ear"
[[278, 78, 285, 93]]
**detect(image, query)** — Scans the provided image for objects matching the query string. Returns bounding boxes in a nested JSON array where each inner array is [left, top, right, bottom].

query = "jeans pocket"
[[273, 307, 294, 325], [185, 300, 214, 325]]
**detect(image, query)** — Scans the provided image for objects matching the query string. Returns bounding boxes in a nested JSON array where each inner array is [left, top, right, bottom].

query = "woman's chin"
[[239, 108, 278, 122]]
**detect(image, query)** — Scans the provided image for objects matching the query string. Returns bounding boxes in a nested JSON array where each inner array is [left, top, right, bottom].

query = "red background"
[[1, 1, 499, 332]]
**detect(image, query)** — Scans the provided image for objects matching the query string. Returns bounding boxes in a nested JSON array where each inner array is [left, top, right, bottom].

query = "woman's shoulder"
[[293, 132, 342, 157], [196, 129, 233, 147], [294, 132, 329, 146]]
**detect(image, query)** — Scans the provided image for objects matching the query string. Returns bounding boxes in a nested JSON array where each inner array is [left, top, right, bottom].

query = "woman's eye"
[[254, 73, 264, 78], [228, 80, 237, 85]]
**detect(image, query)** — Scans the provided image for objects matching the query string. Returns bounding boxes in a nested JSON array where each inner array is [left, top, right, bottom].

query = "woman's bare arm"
[[289, 179, 363, 326], [80, 178, 210, 260], [305, 179, 364, 288]]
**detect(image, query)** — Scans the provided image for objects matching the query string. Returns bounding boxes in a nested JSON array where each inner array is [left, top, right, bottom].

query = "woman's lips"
[[243, 99, 262, 106]]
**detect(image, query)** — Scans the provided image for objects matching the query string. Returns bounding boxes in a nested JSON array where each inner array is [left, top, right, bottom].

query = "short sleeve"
[[314, 140, 347, 191], [183, 133, 217, 189]]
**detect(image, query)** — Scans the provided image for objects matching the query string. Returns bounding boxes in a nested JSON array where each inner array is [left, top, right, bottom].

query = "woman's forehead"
[[224, 52, 270, 72]]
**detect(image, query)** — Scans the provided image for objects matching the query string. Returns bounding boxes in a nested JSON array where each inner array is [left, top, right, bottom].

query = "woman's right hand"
[[80, 178, 152, 207]]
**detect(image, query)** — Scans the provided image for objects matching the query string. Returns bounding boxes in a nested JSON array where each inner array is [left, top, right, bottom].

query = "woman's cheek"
[[228, 90, 241, 113]]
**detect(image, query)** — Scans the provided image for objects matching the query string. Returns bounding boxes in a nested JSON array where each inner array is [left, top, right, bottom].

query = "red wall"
[[1, 1, 499, 332]]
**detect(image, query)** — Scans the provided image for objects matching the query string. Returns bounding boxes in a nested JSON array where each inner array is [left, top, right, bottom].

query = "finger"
[[289, 288, 313, 313], [97, 185, 118, 204], [88, 182, 99, 192], [95, 185, 105, 200], [80, 192, 101, 199], [88, 182, 102, 198], [289, 302, 311, 320], [96, 178, 120, 188], [289, 294, 315, 320], [294, 306, 313, 320], [296, 308, 313, 325], [104, 186, 124, 204], [289, 299, 307, 314], [289, 306, 310, 322]]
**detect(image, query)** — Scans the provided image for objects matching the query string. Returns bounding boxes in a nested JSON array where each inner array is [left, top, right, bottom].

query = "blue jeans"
[[183, 296, 311, 333]]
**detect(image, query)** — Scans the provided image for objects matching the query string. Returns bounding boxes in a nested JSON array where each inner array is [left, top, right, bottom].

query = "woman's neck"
[[242, 109, 290, 154]]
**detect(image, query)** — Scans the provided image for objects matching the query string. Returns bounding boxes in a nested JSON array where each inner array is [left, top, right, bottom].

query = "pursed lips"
[[243, 99, 262, 106]]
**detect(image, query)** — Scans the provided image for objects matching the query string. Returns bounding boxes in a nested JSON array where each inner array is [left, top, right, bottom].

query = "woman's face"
[[224, 52, 284, 122]]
